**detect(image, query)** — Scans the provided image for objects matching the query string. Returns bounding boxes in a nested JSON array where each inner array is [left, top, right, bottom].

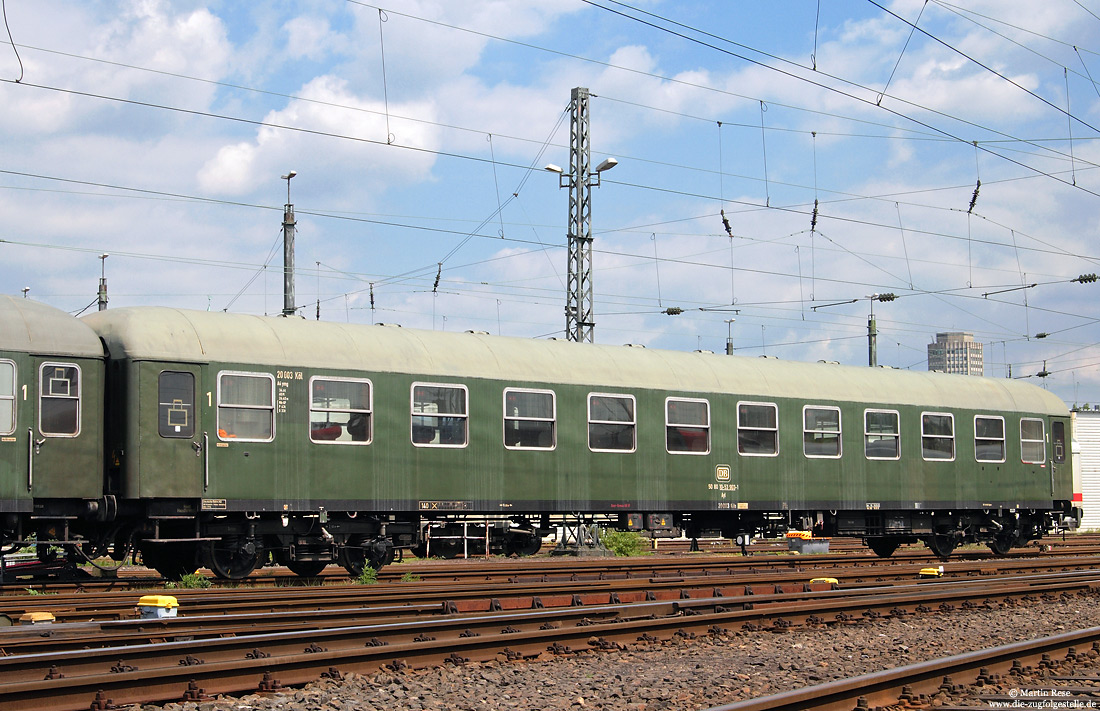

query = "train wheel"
[[866, 537, 900, 558], [505, 532, 542, 557], [203, 536, 264, 580], [925, 532, 957, 560], [987, 531, 1017, 557], [285, 559, 328, 577], [339, 535, 394, 577]]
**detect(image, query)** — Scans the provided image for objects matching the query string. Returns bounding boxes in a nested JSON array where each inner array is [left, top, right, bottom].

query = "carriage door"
[[0, 359, 25, 505], [153, 367, 204, 496], [30, 361, 88, 498]]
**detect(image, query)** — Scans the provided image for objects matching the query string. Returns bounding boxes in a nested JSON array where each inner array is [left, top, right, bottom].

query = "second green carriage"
[[82, 306, 1076, 578]]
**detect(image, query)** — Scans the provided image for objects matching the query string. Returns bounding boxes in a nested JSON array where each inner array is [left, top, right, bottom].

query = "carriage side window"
[[217, 371, 275, 442], [864, 409, 900, 460], [738, 401, 778, 456], [504, 388, 555, 450], [589, 393, 636, 452], [666, 397, 710, 454], [921, 412, 955, 461], [39, 362, 80, 437], [1052, 420, 1066, 464], [974, 415, 1005, 463], [1020, 418, 1046, 464], [158, 371, 195, 439], [311, 377, 372, 445], [0, 360, 14, 436], [804, 405, 841, 458], [412, 383, 468, 447]]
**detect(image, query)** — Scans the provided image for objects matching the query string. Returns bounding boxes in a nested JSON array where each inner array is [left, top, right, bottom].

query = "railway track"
[[706, 627, 1100, 710], [5, 546, 1100, 624], [2, 559, 1100, 710]]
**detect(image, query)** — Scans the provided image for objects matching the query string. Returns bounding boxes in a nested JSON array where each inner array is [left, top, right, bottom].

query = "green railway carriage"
[[81, 306, 1076, 578], [0, 296, 106, 555]]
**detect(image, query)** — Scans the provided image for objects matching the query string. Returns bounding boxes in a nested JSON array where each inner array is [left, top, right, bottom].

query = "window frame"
[[803, 404, 842, 459], [411, 382, 469, 448], [737, 400, 779, 457], [0, 359, 14, 436], [587, 392, 637, 453], [502, 387, 556, 451], [665, 396, 711, 455], [1020, 417, 1046, 464], [973, 414, 1006, 463], [864, 408, 900, 460], [921, 411, 955, 461], [216, 370, 276, 443], [38, 361, 81, 438], [309, 375, 373, 446], [158, 370, 196, 439]]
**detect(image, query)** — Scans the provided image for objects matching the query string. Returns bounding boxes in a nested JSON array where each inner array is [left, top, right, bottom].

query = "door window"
[[39, 363, 80, 436], [159, 371, 196, 438]]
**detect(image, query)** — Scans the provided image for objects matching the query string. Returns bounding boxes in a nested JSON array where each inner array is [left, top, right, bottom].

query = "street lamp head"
[[544, 163, 563, 174], [595, 157, 618, 173], [281, 171, 297, 180]]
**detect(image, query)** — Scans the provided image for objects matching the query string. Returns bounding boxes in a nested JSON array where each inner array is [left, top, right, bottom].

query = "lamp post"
[[545, 86, 617, 343], [281, 171, 297, 317], [725, 318, 736, 355]]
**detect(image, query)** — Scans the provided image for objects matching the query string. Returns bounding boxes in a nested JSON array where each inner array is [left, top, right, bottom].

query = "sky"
[[1, 0, 1099, 407]]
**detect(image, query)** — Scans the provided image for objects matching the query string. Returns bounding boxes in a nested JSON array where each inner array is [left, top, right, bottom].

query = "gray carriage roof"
[[82, 306, 1067, 415], [1, 296, 104, 358]]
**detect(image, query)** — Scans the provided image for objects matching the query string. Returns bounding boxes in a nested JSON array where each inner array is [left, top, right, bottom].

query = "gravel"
[[129, 591, 1100, 711]]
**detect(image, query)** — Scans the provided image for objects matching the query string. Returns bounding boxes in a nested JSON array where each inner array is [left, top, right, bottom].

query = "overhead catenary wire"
[[2, 5, 1096, 381], [572, 0, 1100, 195], [1, 0, 21, 82], [2, 36, 1100, 239], [867, 0, 1100, 136], [876, 0, 928, 106]]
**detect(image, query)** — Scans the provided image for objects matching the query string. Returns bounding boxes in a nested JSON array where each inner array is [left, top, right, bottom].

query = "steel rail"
[[702, 626, 1100, 711], [4, 551, 1100, 631], [0, 569, 1097, 710], [4, 569, 1096, 656], [4, 553, 1100, 626]]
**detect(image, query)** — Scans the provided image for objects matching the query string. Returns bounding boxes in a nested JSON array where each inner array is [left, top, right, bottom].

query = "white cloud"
[[284, 16, 336, 61], [198, 75, 440, 197]]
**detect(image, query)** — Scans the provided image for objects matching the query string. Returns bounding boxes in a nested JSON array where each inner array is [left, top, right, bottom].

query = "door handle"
[[192, 440, 202, 456]]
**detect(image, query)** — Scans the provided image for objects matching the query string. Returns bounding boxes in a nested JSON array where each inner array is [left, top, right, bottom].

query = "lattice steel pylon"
[[565, 87, 594, 342], [550, 87, 615, 342]]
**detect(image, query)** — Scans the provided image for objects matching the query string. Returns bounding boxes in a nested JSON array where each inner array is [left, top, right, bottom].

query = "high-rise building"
[[927, 332, 983, 375]]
